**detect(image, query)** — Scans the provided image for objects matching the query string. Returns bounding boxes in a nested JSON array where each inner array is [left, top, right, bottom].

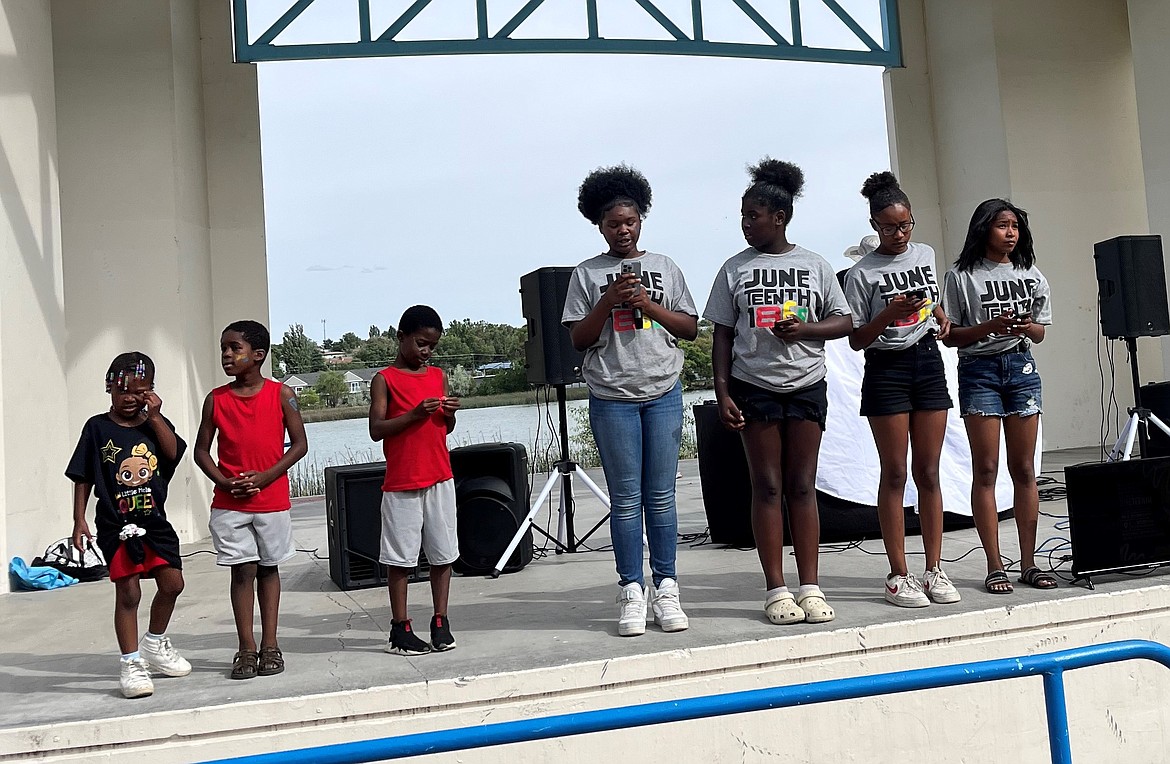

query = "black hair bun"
[[577, 164, 653, 224], [860, 171, 900, 200], [748, 158, 804, 199]]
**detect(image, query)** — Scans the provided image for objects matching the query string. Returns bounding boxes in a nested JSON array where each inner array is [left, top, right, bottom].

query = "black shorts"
[[729, 376, 828, 431], [860, 337, 953, 417]]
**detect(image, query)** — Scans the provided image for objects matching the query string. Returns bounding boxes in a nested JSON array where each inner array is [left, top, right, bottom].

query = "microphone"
[[621, 261, 643, 327]]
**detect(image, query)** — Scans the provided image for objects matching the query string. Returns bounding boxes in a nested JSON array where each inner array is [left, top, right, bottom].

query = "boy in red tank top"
[[368, 305, 461, 655], [194, 320, 308, 680]]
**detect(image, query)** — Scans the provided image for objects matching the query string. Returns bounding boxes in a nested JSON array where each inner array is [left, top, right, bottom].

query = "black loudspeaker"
[[520, 267, 584, 386], [1066, 457, 1170, 585], [324, 462, 428, 591], [1094, 235, 1170, 339], [1140, 382, 1170, 458], [692, 402, 990, 544], [693, 402, 755, 546], [450, 442, 533, 575]]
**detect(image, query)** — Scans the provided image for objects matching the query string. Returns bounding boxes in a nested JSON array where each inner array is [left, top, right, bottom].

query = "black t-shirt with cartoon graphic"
[[65, 413, 187, 568]]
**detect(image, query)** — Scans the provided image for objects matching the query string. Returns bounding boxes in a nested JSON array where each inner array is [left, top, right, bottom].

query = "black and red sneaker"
[[430, 614, 457, 652], [385, 620, 431, 656]]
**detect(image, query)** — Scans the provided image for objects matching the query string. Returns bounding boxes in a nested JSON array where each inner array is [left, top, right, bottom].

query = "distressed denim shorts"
[[957, 349, 1043, 417]]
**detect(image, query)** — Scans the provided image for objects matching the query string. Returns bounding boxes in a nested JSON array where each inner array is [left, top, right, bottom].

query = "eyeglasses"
[[871, 218, 915, 236]]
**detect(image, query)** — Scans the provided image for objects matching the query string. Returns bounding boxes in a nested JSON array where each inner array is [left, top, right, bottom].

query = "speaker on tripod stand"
[[490, 268, 613, 576], [1064, 236, 1170, 585], [1094, 235, 1170, 461]]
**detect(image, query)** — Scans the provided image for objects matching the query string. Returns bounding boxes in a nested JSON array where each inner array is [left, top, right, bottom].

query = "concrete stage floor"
[[2, 446, 1169, 760]]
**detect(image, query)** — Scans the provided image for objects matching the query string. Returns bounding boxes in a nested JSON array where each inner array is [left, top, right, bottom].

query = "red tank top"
[[379, 366, 453, 492], [211, 379, 291, 512]]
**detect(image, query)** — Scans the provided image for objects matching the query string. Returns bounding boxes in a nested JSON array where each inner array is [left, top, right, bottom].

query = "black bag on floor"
[[33, 537, 108, 582]]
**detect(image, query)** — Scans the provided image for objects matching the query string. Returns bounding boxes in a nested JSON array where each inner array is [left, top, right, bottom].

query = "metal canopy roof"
[[232, 0, 901, 67]]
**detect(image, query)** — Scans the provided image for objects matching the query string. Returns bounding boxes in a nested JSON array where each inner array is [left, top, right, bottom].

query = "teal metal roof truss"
[[232, 0, 902, 67]]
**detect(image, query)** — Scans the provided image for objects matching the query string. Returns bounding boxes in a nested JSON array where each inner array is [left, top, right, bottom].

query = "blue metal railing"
[[207, 639, 1170, 764]]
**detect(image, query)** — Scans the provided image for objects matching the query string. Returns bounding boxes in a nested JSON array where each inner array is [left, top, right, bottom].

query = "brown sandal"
[[258, 646, 285, 676], [231, 650, 259, 680]]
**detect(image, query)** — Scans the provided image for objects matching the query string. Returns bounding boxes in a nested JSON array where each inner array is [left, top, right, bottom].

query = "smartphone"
[[905, 289, 927, 301], [620, 260, 641, 279]]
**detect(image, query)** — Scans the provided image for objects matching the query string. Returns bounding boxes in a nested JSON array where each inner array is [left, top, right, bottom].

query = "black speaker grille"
[[1094, 235, 1170, 339], [520, 267, 584, 386]]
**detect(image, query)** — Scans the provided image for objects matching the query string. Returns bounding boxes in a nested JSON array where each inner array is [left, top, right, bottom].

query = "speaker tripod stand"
[[1109, 336, 1170, 461], [491, 384, 611, 578]]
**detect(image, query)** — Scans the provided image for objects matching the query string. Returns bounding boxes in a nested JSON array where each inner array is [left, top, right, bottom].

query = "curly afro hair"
[[743, 157, 804, 222], [860, 171, 910, 215], [577, 164, 652, 225]]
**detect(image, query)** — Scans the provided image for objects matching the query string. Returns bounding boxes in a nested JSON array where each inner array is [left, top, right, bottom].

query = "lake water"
[[303, 389, 714, 469]]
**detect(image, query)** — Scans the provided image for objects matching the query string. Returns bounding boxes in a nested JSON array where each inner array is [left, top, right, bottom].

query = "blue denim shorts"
[[957, 349, 1043, 417]]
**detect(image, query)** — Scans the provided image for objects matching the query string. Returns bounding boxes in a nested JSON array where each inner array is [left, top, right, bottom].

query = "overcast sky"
[[255, 0, 891, 341]]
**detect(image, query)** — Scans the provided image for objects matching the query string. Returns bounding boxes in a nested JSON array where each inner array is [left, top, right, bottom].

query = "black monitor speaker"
[[1094, 235, 1170, 339], [1140, 382, 1170, 458], [692, 402, 990, 545], [1066, 457, 1170, 585], [325, 462, 430, 591], [450, 442, 532, 575], [520, 267, 584, 386]]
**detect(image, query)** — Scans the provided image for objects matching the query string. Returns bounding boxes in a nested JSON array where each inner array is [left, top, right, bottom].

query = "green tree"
[[314, 370, 349, 408], [448, 364, 473, 397], [475, 365, 529, 395], [277, 324, 326, 375], [354, 336, 396, 367], [297, 388, 321, 409], [368, 324, 381, 340], [679, 319, 714, 390], [336, 331, 362, 353]]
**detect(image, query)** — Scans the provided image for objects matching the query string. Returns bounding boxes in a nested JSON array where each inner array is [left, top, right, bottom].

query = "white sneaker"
[[616, 582, 647, 637], [922, 566, 962, 604], [120, 657, 154, 699], [139, 635, 192, 677], [884, 574, 930, 608], [651, 578, 689, 632]]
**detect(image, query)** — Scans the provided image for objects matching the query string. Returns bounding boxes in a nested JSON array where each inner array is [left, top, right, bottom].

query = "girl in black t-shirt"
[[66, 352, 192, 699]]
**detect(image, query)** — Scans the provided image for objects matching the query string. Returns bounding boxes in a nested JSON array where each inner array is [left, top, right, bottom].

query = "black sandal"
[[985, 570, 1014, 594], [1019, 566, 1058, 590], [231, 650, 259, 680], [258, 646, 285, 676]]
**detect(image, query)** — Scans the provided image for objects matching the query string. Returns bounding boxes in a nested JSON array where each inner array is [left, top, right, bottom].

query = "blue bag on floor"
[[9, 556, 79, 590]]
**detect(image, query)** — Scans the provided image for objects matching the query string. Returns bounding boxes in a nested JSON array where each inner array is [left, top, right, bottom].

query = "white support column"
[[887, 0, 1157, 448], [1127, 0, 1170, 380], [51, 0, 268, 549], [199, 0, 271, 355], [0, 1, 70, 591]]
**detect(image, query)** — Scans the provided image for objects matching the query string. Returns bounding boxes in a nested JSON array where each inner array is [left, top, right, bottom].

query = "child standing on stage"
[[843, 171, 960, 608], [194, 320, 308, 680], [942, 199, 1054, 594], [368, 305, 462, 655], [562, 164, 698, 637], [704, 158, 852, 625], [67, 352, 191, 698]]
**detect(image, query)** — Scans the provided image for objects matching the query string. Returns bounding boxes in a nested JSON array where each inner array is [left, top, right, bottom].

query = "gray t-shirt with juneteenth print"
[[703, 245, 850, 393], [561, 251, 698, 401], [941, 259, 1052, 357], [843, 242, 942, 351]]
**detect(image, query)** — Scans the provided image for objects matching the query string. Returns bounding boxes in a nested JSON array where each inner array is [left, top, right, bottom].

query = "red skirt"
[[108, 542, 171, 582]]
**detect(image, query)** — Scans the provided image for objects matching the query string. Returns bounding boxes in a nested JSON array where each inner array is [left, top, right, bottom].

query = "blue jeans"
[[589, 381, 682, 589], [958, 349, 1043, 417]]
